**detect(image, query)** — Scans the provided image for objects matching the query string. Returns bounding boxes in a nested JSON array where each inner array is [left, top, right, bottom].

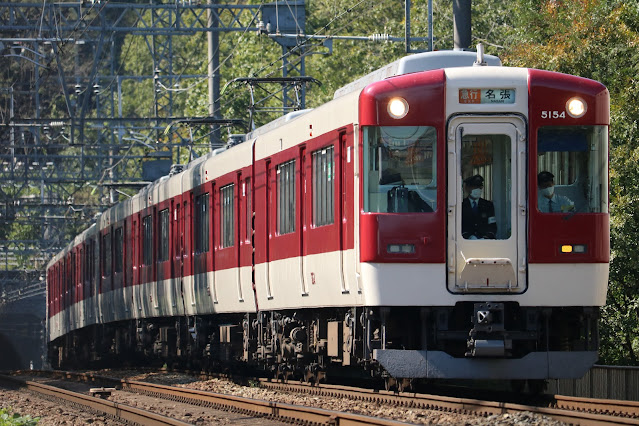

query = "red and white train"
[[47, 48, 610, 389]]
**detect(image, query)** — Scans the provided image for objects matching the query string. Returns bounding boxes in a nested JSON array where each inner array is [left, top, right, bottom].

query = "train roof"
[[333, 50, 501, 99]]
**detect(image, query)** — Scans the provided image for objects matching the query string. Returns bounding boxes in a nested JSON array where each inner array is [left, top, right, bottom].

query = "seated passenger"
[[537, 171, 575, 213], [461, 175, 496, 239]]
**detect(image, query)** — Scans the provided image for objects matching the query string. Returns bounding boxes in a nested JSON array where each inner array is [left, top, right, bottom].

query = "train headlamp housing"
[[566, 97, 587, 118], [388, 97, 409, 119]]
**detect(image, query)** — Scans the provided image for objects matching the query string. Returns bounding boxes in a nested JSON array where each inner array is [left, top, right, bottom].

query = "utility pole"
[[208, 0, 221, 148], [453, 0, 472, 50]]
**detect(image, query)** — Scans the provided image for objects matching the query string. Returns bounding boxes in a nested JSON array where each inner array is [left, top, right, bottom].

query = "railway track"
[[0, 372, 407, 425], [257, 379, 639, 425], [0, 374, 189, 425], [4, 370, 639, 425]]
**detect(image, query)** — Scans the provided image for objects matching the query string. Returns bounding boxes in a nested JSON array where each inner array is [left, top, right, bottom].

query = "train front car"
[[358, 55, 609, 387]]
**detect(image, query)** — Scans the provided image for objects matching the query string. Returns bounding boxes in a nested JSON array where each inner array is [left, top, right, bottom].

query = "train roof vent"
[[333, 50, 501, 99], [169, 164, 185, 176], [227, 134, 245, 148]]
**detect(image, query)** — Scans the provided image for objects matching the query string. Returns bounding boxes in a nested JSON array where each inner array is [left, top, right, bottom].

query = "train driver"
[[461, 174, 497, 240], [537, 171, 575, 213]]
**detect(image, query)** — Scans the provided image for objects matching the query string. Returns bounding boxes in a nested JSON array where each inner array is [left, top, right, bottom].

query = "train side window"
[[142, 214, 153, 266], [536, 125, 608, 214], [114, 227, 123, 273], [221, 184, 235, 248], [85, 238, 95, 297], [245, 178, 252, 242], [312, 146, 335, 227], [159, 208, 170, 261], [71, 251, 76, 303], [194, 194, 209, 253], [101, 231, 112, 278], [277, 160, 296, 234], [363, 126, 437, 213]]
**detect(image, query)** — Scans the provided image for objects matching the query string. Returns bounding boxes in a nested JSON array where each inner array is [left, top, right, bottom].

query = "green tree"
[[503, 0, 639, 364]]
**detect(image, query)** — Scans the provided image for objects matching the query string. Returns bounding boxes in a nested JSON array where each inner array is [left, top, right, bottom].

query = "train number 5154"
[[541, 110, 566, 119]]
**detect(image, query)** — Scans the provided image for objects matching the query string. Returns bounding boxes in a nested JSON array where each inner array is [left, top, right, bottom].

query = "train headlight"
[[388, 97, 409, 119], [566, 97, 587, 118]]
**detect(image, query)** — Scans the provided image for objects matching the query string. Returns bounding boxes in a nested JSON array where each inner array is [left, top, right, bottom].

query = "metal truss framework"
[[0, 1, 308, 302]]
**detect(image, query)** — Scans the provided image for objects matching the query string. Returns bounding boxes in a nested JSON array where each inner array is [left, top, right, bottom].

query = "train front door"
[[447, 118, 527, 293]]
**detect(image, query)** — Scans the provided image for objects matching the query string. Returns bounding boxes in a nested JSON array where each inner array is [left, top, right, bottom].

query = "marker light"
[[388, 97, 409, 119], [560, 244, 587, 254], [387, 244, 415, 254], [566, 97, 587, 118]]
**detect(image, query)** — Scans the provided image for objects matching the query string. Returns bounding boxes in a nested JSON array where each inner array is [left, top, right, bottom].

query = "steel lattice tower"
[[0, 1, 307, 304]]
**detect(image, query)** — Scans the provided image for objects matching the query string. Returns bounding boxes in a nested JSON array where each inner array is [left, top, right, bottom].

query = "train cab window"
[[114, 227, 123, 273], [277, 160, 296, 234], [363, 126, 437, 213], [101, 232, 112, 277], [221, 184, 235, 248], [142, 214, 153, 266], [194, 194, 209, 253], [460, 134, 511, 240], [159, 208, 170, 261], [312, 146, 335, 227], [537, 126, 608, 214]]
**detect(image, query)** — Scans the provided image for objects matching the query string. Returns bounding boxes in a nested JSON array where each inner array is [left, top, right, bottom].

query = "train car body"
[[47, 50, 610, 386]]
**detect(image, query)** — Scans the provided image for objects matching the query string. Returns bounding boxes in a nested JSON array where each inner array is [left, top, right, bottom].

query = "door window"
[[460, 134, 512, 240]]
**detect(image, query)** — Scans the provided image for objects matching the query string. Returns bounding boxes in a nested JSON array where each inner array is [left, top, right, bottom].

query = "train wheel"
[[303, 363, 320, 385], [276, 364, 287, 382], [398, 378, 413, 393], [384, 377, 398, 392], [303, 369, 315, 384]]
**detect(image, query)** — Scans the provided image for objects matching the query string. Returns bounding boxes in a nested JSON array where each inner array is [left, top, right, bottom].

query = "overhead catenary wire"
[[162, 0, 383, 145]]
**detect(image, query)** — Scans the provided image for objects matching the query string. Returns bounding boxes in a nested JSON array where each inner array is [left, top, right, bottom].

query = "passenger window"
[[102, 231, 112, 277], [221, 184, 235, 247], [194, 194, 209, 253], [142, 215, 153, 266], [159, 209, 170, 261], [114, 227, 123, 273], [277, 160, 296, 234], [312, 146, 334, 227]]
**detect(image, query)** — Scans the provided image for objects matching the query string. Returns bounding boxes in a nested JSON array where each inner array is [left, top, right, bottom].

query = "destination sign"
[[459, 88, 515, 104]]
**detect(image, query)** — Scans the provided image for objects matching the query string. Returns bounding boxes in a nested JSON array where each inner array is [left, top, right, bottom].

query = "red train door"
[[446, 117, 527, 293]]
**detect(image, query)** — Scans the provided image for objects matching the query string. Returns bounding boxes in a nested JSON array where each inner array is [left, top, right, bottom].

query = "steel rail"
[[20, 370, 639, 425], [257, 380, 639, 425], [0, 374, 190, 426], [119, 379, 410, 426], [7, 371, 409, 425], [553, 394, 639, 418]]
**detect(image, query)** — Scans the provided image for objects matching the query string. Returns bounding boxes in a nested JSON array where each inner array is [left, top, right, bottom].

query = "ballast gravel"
[[1, 370, 568, 425]]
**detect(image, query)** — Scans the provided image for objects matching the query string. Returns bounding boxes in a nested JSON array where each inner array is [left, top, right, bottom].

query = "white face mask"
[[540, 186, 554, 198], [470, 188, 482, 199]]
